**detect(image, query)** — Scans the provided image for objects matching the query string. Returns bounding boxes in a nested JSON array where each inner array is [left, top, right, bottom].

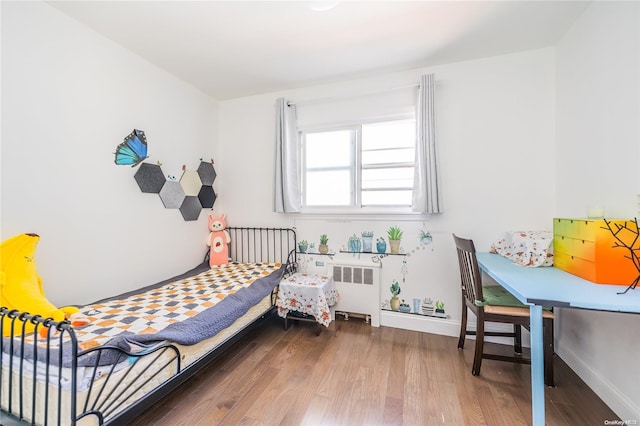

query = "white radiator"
[[329, 258, 381, 327]]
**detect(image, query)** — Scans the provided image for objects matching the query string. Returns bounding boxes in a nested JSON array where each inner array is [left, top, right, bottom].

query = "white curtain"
[[273, 98, 301, 213], [412, 74, 442, 213]]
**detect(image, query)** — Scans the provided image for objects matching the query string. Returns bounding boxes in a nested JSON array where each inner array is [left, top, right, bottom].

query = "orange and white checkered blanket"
[[73, 262, 282, 350], [8, 262, 283, 367]]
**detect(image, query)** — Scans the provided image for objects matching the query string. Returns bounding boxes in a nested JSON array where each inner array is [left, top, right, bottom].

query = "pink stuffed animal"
[[207, 213, 231, 268]]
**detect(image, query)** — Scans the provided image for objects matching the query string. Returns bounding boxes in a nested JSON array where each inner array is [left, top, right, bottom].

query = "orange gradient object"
[[553, 218, 638, 285]]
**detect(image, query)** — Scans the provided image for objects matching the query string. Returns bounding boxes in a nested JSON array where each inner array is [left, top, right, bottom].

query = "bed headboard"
[[219, 227, 297, 267]]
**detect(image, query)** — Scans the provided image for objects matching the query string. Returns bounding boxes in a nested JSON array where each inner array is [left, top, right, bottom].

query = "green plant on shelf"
[[387, 225, 403, 241], [348, 234, 361, 252], [390, 280, 401, 297], [419, 229, 433, 245], [398, 299, 411, 313], [389, 280, 401, 311], [361, 231, 374, 252], [318, 234, 329, 254]]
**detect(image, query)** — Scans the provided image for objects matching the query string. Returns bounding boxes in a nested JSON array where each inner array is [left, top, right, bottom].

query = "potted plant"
[[399, 299, 411, 313], [348, 234, 361, 252], [361, 231, 374, 253], [298, 240, 309, 253], [435, 300, 445, 317], [319, 234, 329, 254], [389, 280, 401, 311], [376, 237, 387, 254], [419, 229, 433, 245], [387, 226, 403, 254]]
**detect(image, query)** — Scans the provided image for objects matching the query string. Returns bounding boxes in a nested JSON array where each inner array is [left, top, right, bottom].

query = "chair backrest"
[[453, 234, 484, 307]]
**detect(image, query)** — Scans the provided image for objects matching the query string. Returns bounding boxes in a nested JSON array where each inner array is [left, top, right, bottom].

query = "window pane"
[[362, 120, 415, 150], [305, 170, 351, 206], [362, 189, 412, 206], [362, 148, 414, 165], [362, 167, 414, 189], [301, 119, 417, 212], [305, 130, 353, 168]]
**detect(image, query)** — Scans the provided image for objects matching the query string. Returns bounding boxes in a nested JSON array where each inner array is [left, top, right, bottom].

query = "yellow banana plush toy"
[[1, 233, 79, 337]]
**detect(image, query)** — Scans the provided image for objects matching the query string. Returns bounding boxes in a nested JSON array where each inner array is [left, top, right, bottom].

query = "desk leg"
[[530, 304, 545, 426]]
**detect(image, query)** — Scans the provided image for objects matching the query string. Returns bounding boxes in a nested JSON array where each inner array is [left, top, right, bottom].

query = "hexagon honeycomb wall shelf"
[[134, 160, 217, 221], [180, 196, 202, 221], [159, 180, 185, 208], [198, 185, 216, 209], [134, 163, 165, 193], [180, 170, 201, 196], [198, 161, 217, 185]]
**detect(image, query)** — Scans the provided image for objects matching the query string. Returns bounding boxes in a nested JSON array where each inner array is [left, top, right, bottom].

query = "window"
[[301, 118, 415, 212], [275, 76, 439, 215]]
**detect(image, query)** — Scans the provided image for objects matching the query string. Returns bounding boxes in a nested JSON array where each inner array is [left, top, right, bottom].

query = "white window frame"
[[299, 115, 417, 215]]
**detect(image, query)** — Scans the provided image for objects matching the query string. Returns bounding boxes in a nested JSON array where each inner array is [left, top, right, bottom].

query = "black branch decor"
[[602, 218, 640, 294]]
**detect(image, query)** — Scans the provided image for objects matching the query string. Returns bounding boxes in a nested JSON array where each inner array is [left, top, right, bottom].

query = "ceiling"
[[49, 1, 590, 100]]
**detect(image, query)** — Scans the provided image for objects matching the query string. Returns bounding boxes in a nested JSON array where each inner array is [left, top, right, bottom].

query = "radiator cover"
[[329, 259, 381, 327]]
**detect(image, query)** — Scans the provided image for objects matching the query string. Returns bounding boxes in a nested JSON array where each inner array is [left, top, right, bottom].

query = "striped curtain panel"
[[412, 74, 442, 213]]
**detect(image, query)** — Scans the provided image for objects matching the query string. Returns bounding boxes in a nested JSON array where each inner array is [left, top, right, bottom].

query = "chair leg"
[[514, 324, 522, 355], [458, 302, 468, 349], [543, 317, 555, 387], [472, 318, 484, 376]]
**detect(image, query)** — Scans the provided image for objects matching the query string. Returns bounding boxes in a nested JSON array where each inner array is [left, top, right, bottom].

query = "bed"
[[1, 227, 296, 426]]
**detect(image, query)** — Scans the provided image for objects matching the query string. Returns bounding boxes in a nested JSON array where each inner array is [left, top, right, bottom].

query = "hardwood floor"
[[130, 314, 619, 425]]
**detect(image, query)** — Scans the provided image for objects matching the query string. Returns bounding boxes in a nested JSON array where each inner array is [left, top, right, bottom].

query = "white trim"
[[380, 311, 530, 346], [289, 83, 419, 108], [285, 211, 432, 221], [297, 112, 415, 133], [381, 310, 460, 336], [557, 344, 640, 420]]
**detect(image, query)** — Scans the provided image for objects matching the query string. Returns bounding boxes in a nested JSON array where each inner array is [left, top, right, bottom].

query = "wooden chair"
[[453, 234, 555, 386]]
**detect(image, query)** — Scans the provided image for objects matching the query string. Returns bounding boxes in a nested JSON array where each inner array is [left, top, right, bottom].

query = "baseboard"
[[380, 311, 530, 348], [378, 311, 522, 341], [380, 310, 459, 336], [557, 345, 640, 421]]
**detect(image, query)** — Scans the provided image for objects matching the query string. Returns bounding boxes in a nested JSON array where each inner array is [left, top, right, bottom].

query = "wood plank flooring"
[[130, 314, 619, 425]]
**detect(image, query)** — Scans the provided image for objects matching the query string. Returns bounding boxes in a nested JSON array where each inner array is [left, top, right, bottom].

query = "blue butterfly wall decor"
[[114, 129, 148, 167]]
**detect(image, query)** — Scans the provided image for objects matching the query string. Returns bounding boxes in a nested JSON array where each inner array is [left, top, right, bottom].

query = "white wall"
[[6, 0, 636, 419], [1, 2, 219, 305], [555, 2, 640, 420], [219, 47, 557, 336]]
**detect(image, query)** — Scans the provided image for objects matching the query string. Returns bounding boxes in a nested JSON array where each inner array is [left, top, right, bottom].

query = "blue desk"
[[476, 252, 640, 425]]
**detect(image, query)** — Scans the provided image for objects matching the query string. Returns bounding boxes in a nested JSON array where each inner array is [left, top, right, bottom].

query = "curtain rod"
[[288, 83, 419, 107]]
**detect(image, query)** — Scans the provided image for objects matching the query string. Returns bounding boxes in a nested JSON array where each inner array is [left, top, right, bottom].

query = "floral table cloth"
[[490, 231, 554, 267], [276, 273, 339, 327]]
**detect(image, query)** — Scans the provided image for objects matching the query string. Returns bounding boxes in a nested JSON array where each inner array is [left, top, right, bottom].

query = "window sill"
[[285, 211, 433, 222]]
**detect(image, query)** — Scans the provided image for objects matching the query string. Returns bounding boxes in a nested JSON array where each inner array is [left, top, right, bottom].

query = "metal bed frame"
[[0, 227, 296, 425]]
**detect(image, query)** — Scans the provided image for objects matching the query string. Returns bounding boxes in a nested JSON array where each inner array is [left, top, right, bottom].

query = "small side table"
[[276, 273, 339, 329]]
